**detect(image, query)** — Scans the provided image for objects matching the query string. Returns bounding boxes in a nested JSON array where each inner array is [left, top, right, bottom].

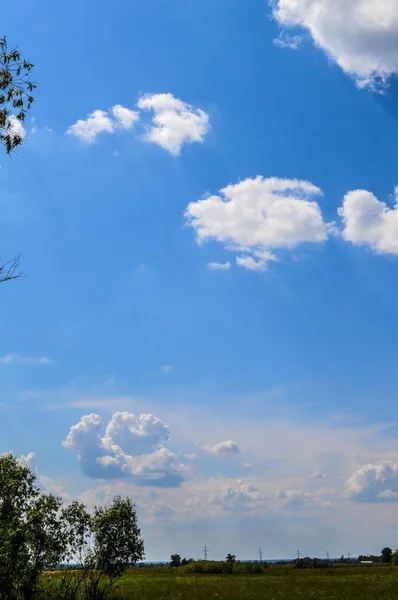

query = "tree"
[[0, 454, 145, 600], [0, 453, 65, 600], [392, 551, 398, 566], [87, 495, 144, 597], [0, 36, 36, 154], [170, 554, 181, 567], [225, 554, 236, 563], [0, 37, 36, 286], [381, 547, 393, 563]]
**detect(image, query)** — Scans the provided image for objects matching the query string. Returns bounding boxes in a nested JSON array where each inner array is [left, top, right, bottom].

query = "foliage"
[[391, 551, 398, 566], [0, 454, 144, 600], [225, 554, 236, 563], [0, 453, 64, 600], [182, 560, 267, 575], [0, 36, 36, 154], [170, 555, 181, 568], [381, 547, 392, 564], [92, 496, 144, 578]]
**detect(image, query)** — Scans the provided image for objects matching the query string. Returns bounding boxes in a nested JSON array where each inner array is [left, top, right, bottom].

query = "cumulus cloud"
[[102, 412, 169, 457], [271, 0, 398, 89], [338, 187, 398, 255], [19, 453, 70, 500], [137, 93, 210, 155], [205, 440, 242, 456], [67, 110, 114, 143], [346, 462, 398, 502], [67, 104, 139, 143], [207, 261, 231, 271], [211, 481, 265, 510], [62, 412, 184, 487], [0, 354, 52, 366], [278, 488, 330, 509], [110, 105, 139, 129], [185, 177, 328, 271]]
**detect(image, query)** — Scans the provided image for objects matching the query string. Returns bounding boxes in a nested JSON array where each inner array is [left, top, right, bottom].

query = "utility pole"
[[204, 545, 208, 561], [259, 548, 263, 563], [326, 550, 330, 561], [348, 552, 351, 561], [297, 550, 301, 560]]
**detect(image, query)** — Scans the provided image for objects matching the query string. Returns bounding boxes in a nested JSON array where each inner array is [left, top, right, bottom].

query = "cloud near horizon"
[[205, 440, 242, 456], [346, 462, 398, 502]]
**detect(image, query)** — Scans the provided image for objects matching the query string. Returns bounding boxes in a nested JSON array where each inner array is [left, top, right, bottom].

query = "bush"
[[182, 561, 268, 575]]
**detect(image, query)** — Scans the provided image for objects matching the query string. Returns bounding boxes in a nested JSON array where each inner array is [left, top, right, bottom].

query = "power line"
[[204, 545, 208, 561], [297, 550, 301, 560], [259, 548, 263, 563]]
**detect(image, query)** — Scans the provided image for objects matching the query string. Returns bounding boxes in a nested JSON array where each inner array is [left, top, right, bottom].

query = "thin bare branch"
[[0, 255, 23, 283]]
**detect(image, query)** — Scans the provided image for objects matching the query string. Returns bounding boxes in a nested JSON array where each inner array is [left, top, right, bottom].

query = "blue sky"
[[2, 0, 398, 560]]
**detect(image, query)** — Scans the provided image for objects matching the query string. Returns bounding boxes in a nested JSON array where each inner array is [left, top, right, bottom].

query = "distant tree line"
[[359, 547, 398, 564]]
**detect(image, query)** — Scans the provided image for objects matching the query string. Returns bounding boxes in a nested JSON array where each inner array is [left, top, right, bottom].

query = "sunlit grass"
[[44, 565, 398, 600]]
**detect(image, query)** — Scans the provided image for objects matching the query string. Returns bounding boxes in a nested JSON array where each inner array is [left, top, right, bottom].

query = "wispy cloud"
[[207, 262, 231, 271], [0, 354, 52, 366]]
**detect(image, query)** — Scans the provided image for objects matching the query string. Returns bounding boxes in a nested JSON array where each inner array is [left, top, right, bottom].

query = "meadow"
[[46, 565, 398, 600]]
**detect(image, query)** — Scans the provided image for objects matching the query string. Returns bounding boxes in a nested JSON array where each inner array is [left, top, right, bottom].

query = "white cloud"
[[338, 187, 398, 255], [273, 32, 304, 50], [278, 488, 330, 509], [8, 115, 26, 139], [271, 0, 398, 89], [137, 93, 210, 155], [207, 261, 231, 271], [102, 412, 169, 457], [205, 440, 242, 456], [346, 462, 398, 502], [19, 453, 70, 500], [0, 354, 52, 366], [186, 177, 328, 271], [110, 105, 139, 129], [236, 253, 277, 272], [211, 480, 268, 513], [67, 109, 114, 143], [161, 365, 173, 373], [62, 412, 184, 487]]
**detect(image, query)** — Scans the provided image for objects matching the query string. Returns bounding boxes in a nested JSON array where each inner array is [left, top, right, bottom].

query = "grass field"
[[95, 566, 398, 599]]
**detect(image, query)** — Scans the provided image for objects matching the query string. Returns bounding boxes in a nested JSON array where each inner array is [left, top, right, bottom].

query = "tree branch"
[[0, 255, 23, 283]]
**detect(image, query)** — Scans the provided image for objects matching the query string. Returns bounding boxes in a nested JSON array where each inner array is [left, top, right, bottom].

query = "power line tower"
[[348, 552, 351, 561], [259, 548, 263, 563], [204, 545, 208, 561], [297, 550, 301, 560], [326, 550, 330, 561]]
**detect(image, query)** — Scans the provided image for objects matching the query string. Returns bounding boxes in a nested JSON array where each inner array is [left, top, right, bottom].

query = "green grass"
[[104, 566, 398, 600]]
